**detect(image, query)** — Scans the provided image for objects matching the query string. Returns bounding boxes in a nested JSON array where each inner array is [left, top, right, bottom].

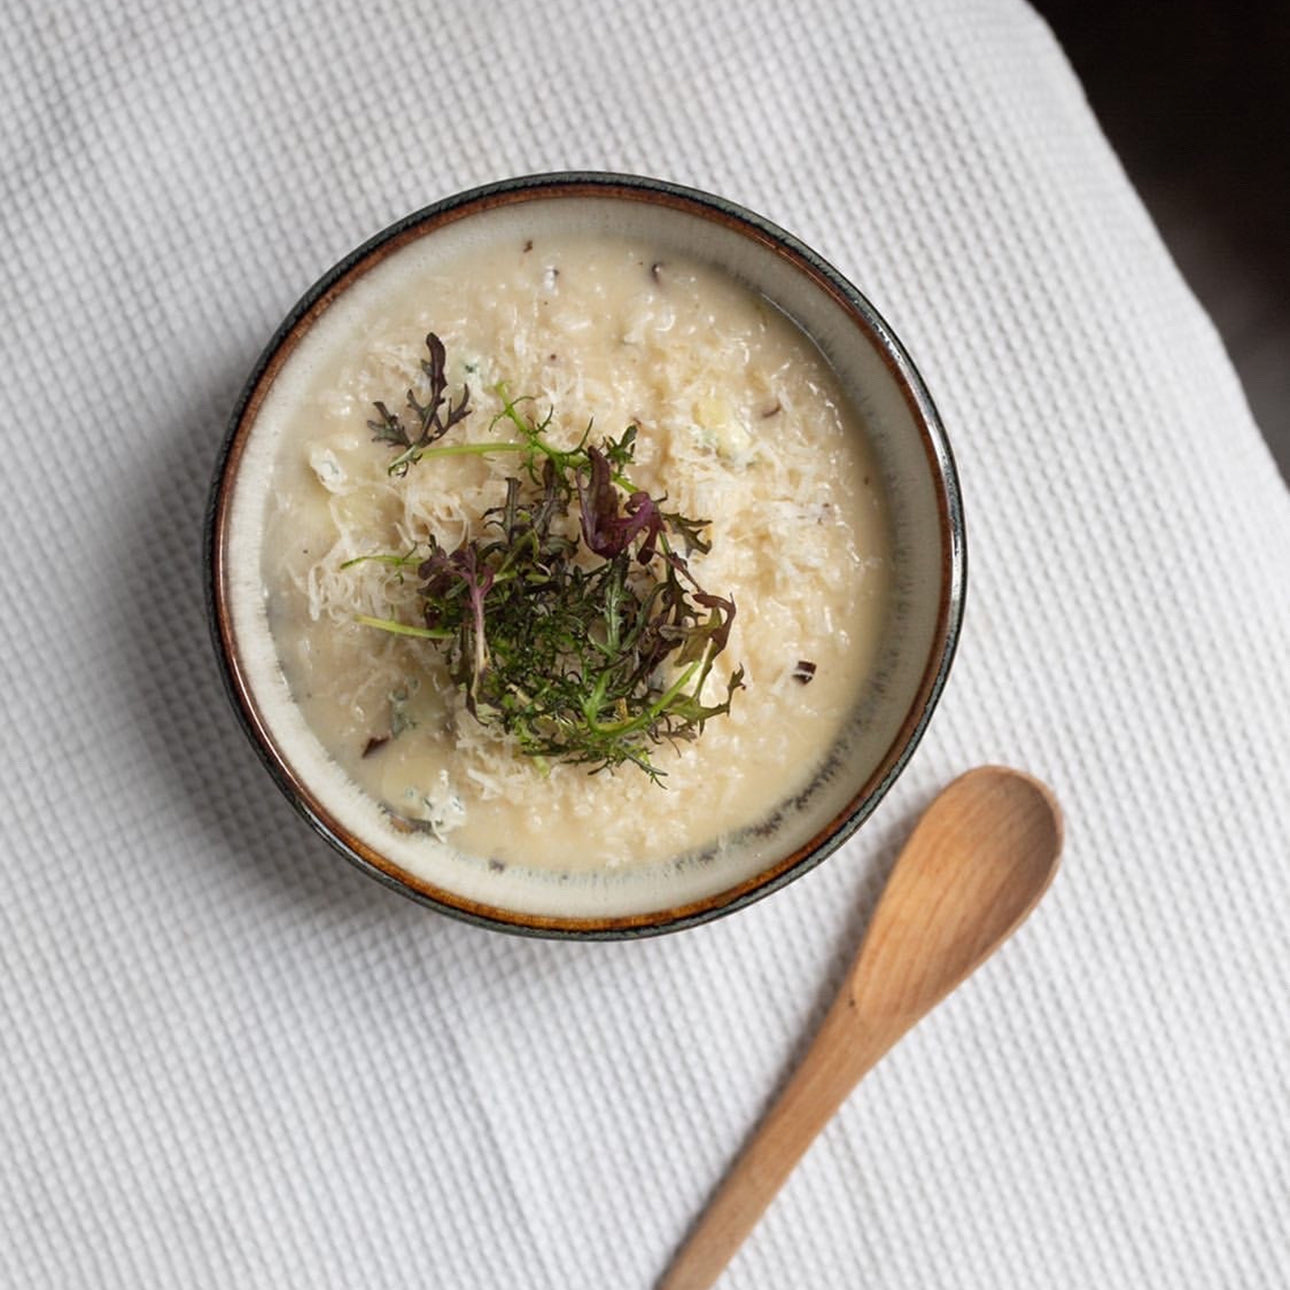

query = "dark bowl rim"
[[205, 170, 967, 940]]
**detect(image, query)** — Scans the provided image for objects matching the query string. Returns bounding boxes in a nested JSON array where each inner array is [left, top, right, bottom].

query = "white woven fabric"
[[2, 0, 1287, 1285]]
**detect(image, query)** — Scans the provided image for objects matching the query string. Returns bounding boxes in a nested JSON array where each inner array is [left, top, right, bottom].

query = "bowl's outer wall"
[[205, 171, 966, 939]]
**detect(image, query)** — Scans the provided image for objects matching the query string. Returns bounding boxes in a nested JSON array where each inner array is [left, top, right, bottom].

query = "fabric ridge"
[[1, 0, 1287, 1286]]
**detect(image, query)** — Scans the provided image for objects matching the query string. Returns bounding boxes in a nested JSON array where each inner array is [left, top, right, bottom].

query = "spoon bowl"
[[851, 766, 1062, 1033]]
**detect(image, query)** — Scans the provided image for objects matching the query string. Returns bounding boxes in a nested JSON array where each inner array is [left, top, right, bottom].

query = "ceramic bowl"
[[206, 172, 965, 938]]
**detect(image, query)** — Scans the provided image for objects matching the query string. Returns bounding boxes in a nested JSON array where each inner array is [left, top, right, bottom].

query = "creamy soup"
[[256, 231, 889, 871]]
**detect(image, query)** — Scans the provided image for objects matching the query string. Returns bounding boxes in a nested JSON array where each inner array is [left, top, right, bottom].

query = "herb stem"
[[341, 551, 422, 570], [588, 656, 703, 736], [355, 615, 453, 640], [411, 439, 529, 462]]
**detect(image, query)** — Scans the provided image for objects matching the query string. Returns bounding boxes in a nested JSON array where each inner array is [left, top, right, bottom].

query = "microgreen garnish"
[[368, 333, 472, 476], [359, 333, 744, 781]]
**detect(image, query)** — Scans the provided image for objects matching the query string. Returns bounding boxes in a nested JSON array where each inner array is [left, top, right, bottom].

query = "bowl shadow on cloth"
[[106, 359, 481, 948], [103, 363, 361, 903]]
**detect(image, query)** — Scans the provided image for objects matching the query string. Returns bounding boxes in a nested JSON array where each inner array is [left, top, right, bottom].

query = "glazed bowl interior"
[[209, 174, 963, 938]]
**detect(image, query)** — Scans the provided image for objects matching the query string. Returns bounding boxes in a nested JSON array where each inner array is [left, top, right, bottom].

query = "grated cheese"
[[260, 232, 890, 871]]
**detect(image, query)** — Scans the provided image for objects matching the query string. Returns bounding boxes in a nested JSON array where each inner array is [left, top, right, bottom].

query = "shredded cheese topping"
[[261, 233, 889, 870]]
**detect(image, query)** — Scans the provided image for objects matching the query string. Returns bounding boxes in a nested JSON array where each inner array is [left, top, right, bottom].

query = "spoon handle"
[[658, 996, 892, 1290]]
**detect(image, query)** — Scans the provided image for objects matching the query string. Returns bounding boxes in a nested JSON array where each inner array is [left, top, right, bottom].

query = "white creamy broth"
[[260, 231, 889, 870]]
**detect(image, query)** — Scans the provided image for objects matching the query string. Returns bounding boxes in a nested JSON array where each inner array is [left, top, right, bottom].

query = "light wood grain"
[[659, 766, 1063, 1290]]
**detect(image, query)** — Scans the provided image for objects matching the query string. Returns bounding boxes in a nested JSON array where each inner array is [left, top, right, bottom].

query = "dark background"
[[1038, 0, 1290, 480]]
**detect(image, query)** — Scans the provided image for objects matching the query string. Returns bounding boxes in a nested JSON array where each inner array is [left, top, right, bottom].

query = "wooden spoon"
[[659, 766, 1063, 1290]]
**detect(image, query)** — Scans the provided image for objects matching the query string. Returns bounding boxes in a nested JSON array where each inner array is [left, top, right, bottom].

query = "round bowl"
[[206, 172, 965, 938]]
